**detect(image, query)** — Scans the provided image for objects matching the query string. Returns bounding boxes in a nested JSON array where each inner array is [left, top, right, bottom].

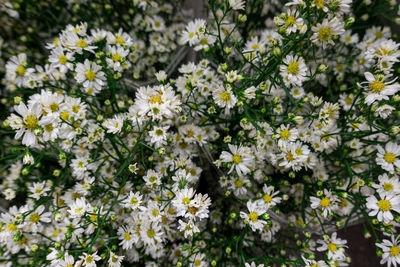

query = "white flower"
[[240, 201, 268, 232], [375, 104, 395, 119], [276, 124, 298, 147], [220, 144, 255, 176], [229, 0, 245, 10], [108, 252, 124, 267], [280, 54, 308, 87], [376, 142, 400, 174], [372, 174, 400, 195], [122, 191, 145, 211], [316, 232, 348, 261], [376, 235, 400, 267], [68, 198, 88, 218], [75, 59, 106, 95], [79, 252, 101, 267], [104, 114, 124, 134], [8, 101, 42, 147], [311, 17, 345, 49], [28, 181, 50, 200], [366, 193, 400, 223], [359, 72, 400, 105], [256, 185, 282, 209], [212, 84, 238, 111], [48, 46, 75, 73], [310, 189, 338, 218]]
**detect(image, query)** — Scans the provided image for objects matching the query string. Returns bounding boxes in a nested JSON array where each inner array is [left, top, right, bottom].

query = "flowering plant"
[[1, 0, 400, 267]]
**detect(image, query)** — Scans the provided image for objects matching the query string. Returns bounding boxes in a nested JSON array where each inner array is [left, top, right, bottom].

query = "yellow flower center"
[[369, 81, 385, 93], [378, 199, 391, 211], [220, 91, 231, 102], [286, 151, 294, 161], [152, 209, 159, 217], [25, 114, 38, 131], [249, 212, 258, 222], [182, 197, 191, 205], [384, 152, 396, 164], [86, 256, 93, 263], [17, 65, 26, 76], [124, 232, 131, 240], [59, 55, 67, 64], [315, 0, 324, 8], [147, 229, 155, 238], [50, 103, 59, 112], [149, 94, 162, 104], [280, 129, 291, 140], [287, 62, 299, 75], [72, 105, 80, 113], [285, 16, 296, 27], [115, 37, 124, 44], [130, 197, 138, 205], [61, 111, 69, 121], [44, 124, 53, 132], [112, 54, 121, 62], [7, 223, 17, 231], [390, 246, 400, 256], [318, 27, 332, 42], [194, 259, 201, 266], [320, 197, 330, 207], [232, 154, 242, 164], [76, 40, 87, 48], [30, 213, 40, 223], [85, 70, 96, 81], [295, 148, 303, 155], [264, 194, 272, 203], [384, 183, 394, 191], [235, 180, 243, 188], [328, 243, 337, 251], [188, 206, 198, 215]]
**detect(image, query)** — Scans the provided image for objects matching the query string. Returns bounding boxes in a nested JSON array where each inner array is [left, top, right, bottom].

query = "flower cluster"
[[0, 0, 400, 266]]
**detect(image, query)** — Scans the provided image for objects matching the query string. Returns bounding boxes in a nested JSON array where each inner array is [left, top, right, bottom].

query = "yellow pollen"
[[220, 91, 231, 102], [384, 183, 394, 191], [286, 151, 294, 161], [235, 180, 243, 188], [76, 40, 87, 48], [280, 129, 291, 140], [72, 105, 80, 113], [232, 154, 242, 164], [112, 54, 121, 62], [124, 232, 131, 240], [249, 212, 258, 222], [384, 152, 396, 163], [194, 259, 201, 266], [25, 114, 38, 131], [328, 243, 337, 251], [318, 27, 332, 42], [295, 148, 303, 155], [287, 62, 299, 75], [17, 65, 26, 76], [147, 229, 155, 238], [189, 32, 195, 38], [320, 197, 330, 207], [378, 199, 391, 211], [369, 81, 385, 93], [86, 256, 93, 263], [115, 37, 124, 44], [182, 197, 191, 205], [285, 16, 296, 27], [61, 111, 69, 121], [188, 206, 198, 215], [149, 94, 162, 104], [130, 197, 138, 205], [152, 209, 159, 217], [7, 223, 17, 231], [85, 70, 96, 81], [264, 194, 272, 203], [390, 246, 400, 256], [44, 124, 53, 132], [30, 213, 40, 223], [59, 55, 67, 64], [50, 103, 59, 112]]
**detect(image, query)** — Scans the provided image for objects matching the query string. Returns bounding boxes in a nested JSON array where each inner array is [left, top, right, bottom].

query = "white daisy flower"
[[240, 201, 268, 232], [220, 144, 255, 176], [316, 232, 348, 261], [366, 192, 400, 223], [280, 54, 308, 87], [372, 174, 400, 195], [376, 235, 400, 267], [311, 17, 345, 49], [376, 142, 400, 174], [359, 72, 400, 105], [75, 59, 106, 95]]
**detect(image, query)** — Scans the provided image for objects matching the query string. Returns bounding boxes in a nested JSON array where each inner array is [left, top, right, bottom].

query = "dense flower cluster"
[[0, 0, 400, 266]]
